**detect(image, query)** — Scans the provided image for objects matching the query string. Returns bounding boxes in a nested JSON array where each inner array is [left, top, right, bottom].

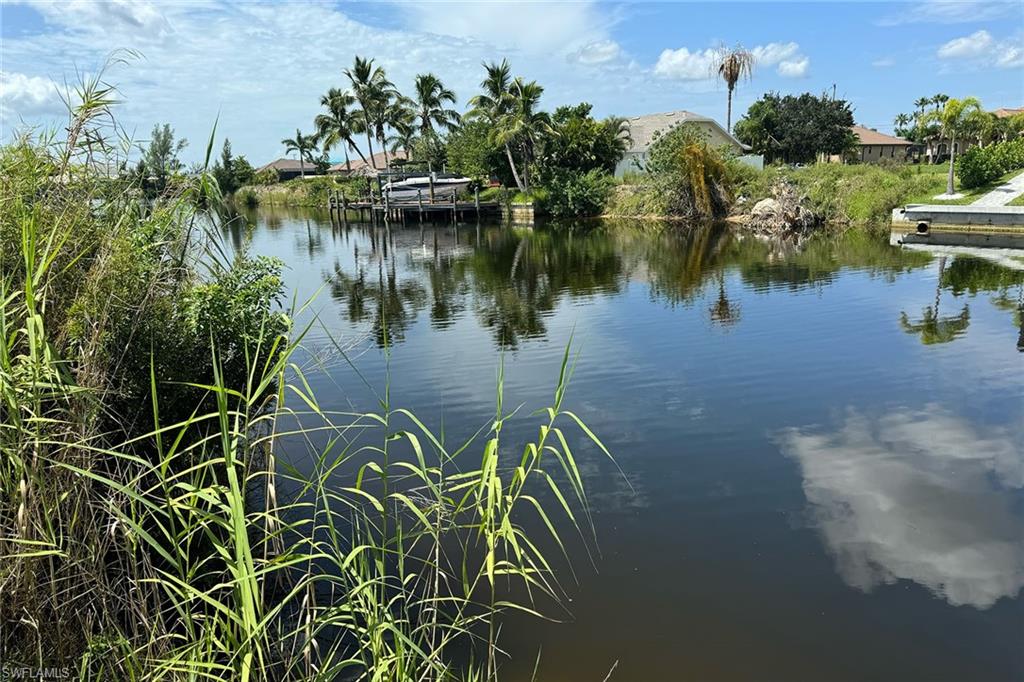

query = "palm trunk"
[[345, 149, 351, 173], [726, 86, 733, 133], [300, 156, 305, 178], [946, 135, 956, 195], [364, 126, 377, 169], [348, 139, 368, 168], [504, 144, 525, 192]]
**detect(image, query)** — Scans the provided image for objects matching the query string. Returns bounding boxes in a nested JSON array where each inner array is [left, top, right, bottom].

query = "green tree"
[[893, 113, 912, 137], [314, 87, 368, 173], [445, 119, 506, 183], [138, 123, 187, 191], [925, 96, 982, 195], [713, 44, 755, 133], [281, 128, 317, 178], [734, 92, 856, 163], [537, 103, 628, 180]]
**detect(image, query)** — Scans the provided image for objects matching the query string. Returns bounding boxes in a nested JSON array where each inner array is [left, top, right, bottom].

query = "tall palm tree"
[[931, 93, 949, 111], [281, 128, 316, 178], [467, 59, 523, 189], [493, 77, 550, 194], [413, 73, 461, 137], [314, 88, 368, 173], [713, 44, 755, 133], [914, 97, 930, 116], [925, 96, 982, 195], [345, 56, 395, 170]]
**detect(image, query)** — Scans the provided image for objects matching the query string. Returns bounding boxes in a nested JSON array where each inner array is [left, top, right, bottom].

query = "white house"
[[613, 110, 762, 178]]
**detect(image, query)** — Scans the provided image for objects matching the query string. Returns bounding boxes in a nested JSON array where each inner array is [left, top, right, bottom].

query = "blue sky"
[[1, 0, 1022, 165]]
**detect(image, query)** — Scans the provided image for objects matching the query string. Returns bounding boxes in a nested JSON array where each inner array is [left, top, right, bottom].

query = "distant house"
[[993, 107, 1024, 119], [613, 111, 760, 178], [849, 125, 914, 163], [256, 158, 322, 181], [329, 150, 409, 176]]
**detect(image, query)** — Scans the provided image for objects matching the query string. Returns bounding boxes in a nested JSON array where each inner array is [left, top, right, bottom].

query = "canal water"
[[231, 206, 1023, 681]]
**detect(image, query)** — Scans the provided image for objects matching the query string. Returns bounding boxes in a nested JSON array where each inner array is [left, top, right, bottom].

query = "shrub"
[[253, 167, 279, 185], [957, 137, 1024, 189], [539, 168, 614, 218]]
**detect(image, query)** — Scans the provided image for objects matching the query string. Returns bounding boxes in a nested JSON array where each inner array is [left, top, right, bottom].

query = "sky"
[[1, 0, 1022, 165]]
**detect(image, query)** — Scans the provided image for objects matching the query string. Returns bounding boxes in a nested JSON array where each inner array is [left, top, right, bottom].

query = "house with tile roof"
[[849, 125, 914, 163]]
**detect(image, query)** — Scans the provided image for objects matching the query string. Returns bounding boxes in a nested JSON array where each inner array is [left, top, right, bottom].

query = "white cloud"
[[655, 41, 809, 81], [750, 42, 800, 66], [569, 39, 622, 65], [25, 0, 172, 37], [0, 71, 62, 120], [878, 1, 1018, 26], [653, 46, 718, 80], [936, 30, 1024, 69], [778, 405, 1024, 609], [937, 29, 994, 58], [872, 57, 896, 68], [777, 57, 809, 78], [995, 43, 1024, 68]]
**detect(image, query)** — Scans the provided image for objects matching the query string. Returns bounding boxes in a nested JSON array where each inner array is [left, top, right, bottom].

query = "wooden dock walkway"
[[326, 187, 502, 226]]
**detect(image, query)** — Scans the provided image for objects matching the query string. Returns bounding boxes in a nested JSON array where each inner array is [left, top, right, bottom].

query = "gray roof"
[[257, 158, 314, 173], [622, 110, 748, 152]]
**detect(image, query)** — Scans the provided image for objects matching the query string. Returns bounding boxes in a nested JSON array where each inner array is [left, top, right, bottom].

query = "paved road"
[[972, 170, 1024, 206]]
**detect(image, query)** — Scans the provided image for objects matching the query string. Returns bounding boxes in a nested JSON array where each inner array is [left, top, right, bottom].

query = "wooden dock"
[[326, 187, 502, 226]]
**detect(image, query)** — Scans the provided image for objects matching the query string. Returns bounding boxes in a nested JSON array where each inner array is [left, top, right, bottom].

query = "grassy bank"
[[3, 94, 608, 678], [236, 175, 369, 208], [736, 163, 1020, 227]]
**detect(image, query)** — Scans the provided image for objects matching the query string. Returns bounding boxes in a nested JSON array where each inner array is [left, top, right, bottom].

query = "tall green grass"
[[1, 64, 610, 680]]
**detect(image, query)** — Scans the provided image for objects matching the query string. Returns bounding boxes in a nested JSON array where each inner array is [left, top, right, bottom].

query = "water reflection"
[[778, 405, 1024, 609]]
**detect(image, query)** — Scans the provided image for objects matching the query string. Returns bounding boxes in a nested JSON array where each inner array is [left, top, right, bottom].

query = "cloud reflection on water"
[[778, 405, 1024, 609]]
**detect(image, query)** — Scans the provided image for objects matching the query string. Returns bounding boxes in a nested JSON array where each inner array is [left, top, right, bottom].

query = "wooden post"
[[474, 187, 480, 223], [340, 190, 348, 228], [428, 174, 435, 204], [451, 193, 457, 225], [417, 189, 424, 224]]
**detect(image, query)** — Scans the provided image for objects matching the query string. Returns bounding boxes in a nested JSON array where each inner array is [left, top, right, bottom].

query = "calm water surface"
[[231, 207, 1023, 681]]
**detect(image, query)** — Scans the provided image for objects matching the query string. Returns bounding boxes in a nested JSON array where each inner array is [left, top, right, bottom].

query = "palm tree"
[[713, 44, 755, 133], [899, 256, 970, 345], [467, 59, 523, 189], [345, 56, 395, 170], [893, 113, 912, 136], [914, 97, 930, 116], [931, 93, 949, 111], [413, 73, 461, 137], [314, 88, 368, 173], [925, 96, 982, 195], [281, 128, 316, 178], [493, 77, 550, 194]]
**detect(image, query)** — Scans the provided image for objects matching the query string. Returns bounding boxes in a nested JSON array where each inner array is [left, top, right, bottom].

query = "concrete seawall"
[[891, 204, 1024, 248]]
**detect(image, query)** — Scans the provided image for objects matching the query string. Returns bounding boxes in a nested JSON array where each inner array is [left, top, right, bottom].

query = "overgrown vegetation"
[[2, 69, 612, 679], [607, 124, 740, 220]]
